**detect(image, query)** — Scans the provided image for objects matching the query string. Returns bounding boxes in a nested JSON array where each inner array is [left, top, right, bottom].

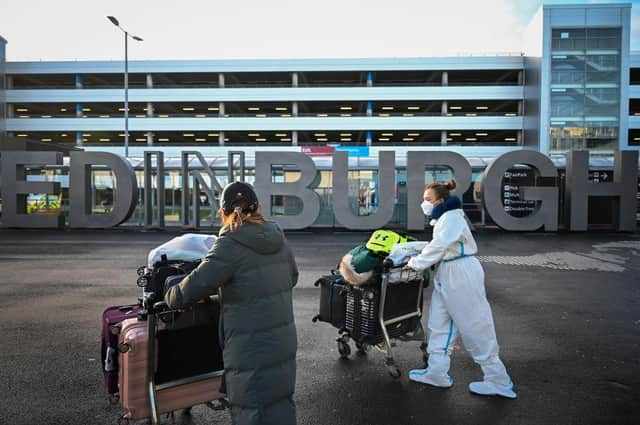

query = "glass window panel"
[[552, 70, 585, 84], [584, 88, 619, 102], [586, 28, 621, 50], [584, 103, 619, 116], [585, 71, 619, 84], [584, 54, 619, 71], [585, 138, 617, 150], [552, 55, 586, 71]]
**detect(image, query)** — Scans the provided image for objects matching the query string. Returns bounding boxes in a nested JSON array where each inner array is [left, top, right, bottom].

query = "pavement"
[[0, 229, 639, 425]]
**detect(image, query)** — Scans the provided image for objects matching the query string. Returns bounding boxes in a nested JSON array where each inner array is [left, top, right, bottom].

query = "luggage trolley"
[[335, 258, 429, 379], [116, 271, 227, 425]]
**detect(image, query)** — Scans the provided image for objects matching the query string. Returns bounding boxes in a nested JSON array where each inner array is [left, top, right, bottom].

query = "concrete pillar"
[[76, 103, 83, 118], [145, 74, 153, 135], [7, 104, 14, 118], [441, 130, 448, 146], [292, 72, 299, 87], [516, 131, 522, 145], [442, 100, 448, 116], [218, 102, 225, 117], [218, 73, 225, 88], [366, 131, 372, 146], [75, 74, 83, 89], [518, 70, 524, 85], [292, 102, 299, 117], [219, 131, 225, 146], [6, 75, 13, 89], [76, 131, 83, 147], [366, 71, 373, 87], [366, 101, 373, 117], [292, 131, 298, 146], [518, 100, 524, 116], [442, 71, 448, 86], [1, 41, 6, 140]]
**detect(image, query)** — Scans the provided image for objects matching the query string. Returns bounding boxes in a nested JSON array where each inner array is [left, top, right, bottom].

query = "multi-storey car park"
[[0, 2, 639, 229]]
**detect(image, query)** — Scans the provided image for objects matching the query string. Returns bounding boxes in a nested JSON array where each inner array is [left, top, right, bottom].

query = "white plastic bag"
[[147, 233, 217, 268], [387, 241, 429, 266], [387, 242, 428, 283]]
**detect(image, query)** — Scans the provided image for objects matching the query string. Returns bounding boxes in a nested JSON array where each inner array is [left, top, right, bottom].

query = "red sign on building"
[[301, 146, 335, 157]]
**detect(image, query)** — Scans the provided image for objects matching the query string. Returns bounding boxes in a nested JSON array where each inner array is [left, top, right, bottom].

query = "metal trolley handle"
[[146, 301, 161, 425]]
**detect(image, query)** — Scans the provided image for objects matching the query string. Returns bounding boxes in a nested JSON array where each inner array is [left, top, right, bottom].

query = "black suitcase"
[[345, 281, 422, 345], [312, 273, 348, 330], [137, 255, 201, 302]]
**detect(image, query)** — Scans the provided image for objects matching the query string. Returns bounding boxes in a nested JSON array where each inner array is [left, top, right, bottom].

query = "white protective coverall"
[[407, 208, 514, 394]]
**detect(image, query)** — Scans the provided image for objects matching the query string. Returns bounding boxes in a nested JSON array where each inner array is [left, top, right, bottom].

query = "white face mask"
[[421, 200, 434, 216]]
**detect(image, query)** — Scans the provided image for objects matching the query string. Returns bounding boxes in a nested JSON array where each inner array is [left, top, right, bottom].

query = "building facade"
[[1, 3, 638, 157], [0, 3, 638, 229]]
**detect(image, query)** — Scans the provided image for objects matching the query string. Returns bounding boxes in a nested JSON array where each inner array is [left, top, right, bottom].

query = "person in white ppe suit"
[[407, 179, 516, 399]]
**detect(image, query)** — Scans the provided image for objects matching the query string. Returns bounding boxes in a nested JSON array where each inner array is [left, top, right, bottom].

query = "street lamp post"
[[107, 16, 143, 158]]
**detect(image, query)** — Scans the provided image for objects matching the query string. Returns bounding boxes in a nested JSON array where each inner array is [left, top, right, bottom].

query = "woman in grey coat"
[[165, 182, 299, 425]]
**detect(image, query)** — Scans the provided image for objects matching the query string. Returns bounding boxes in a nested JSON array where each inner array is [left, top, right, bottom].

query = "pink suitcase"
[[117, 310, 225, 424]]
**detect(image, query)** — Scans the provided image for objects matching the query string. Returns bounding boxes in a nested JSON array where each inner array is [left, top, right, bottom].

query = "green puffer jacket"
[[165, 221, 299, 425]]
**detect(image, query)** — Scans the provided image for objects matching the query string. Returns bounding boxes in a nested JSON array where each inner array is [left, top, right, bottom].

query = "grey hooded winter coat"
[[165, 221, 299, 425]]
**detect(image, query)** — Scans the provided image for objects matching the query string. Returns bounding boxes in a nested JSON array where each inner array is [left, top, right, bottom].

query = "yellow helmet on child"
[[365, 229, 408, 255]]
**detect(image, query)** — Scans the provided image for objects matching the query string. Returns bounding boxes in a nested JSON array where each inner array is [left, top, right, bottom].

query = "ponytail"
[[221, 205, 265, 232], [426, 179, 457, 201]]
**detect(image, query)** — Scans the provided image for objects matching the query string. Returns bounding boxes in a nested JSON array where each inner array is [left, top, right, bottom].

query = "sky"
[[0, 0, 638, 62]]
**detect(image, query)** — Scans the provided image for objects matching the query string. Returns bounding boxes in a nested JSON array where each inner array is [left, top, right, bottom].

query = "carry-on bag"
[[136, 255, 200, 302], [101, 304, 142, 402], [312, 273, 348, 330]]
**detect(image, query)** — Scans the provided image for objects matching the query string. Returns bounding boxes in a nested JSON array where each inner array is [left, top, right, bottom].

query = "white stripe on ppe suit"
[[407, 209, 512, 386]]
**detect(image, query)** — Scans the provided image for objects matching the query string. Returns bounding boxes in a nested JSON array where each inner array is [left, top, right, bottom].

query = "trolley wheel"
[[355, 342, 370, 355], [117, 415, 129, 425], [385, 358, 401, 379], [108, 393, 119, 405], [183, 407, 192, 415], [422, 352, 429, 367], [337, 340, 351, 358], [387, 365, 402, 379]]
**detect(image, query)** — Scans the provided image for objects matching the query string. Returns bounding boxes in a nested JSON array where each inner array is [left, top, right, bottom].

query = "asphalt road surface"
[[0, 229, 638, 425]]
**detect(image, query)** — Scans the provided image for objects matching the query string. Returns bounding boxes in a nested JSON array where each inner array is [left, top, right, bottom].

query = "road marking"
[[478, 240, 638, 272]]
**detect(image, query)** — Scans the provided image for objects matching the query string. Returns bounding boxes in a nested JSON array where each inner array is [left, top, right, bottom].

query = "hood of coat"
[[220, 220, 285, 255]]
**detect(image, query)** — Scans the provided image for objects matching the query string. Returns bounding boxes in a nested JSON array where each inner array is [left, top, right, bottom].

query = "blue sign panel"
[[335, 146, 370, 157]]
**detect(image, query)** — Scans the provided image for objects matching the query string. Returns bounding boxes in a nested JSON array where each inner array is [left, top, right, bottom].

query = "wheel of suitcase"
[[385, 358, 401, 379], [337, 340, 351, 358], [355, 342, 370, 356], [117, 415, 129, 425]]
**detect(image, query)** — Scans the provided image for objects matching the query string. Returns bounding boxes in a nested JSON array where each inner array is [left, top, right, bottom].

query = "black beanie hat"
[[221, 182, 259, 215]]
